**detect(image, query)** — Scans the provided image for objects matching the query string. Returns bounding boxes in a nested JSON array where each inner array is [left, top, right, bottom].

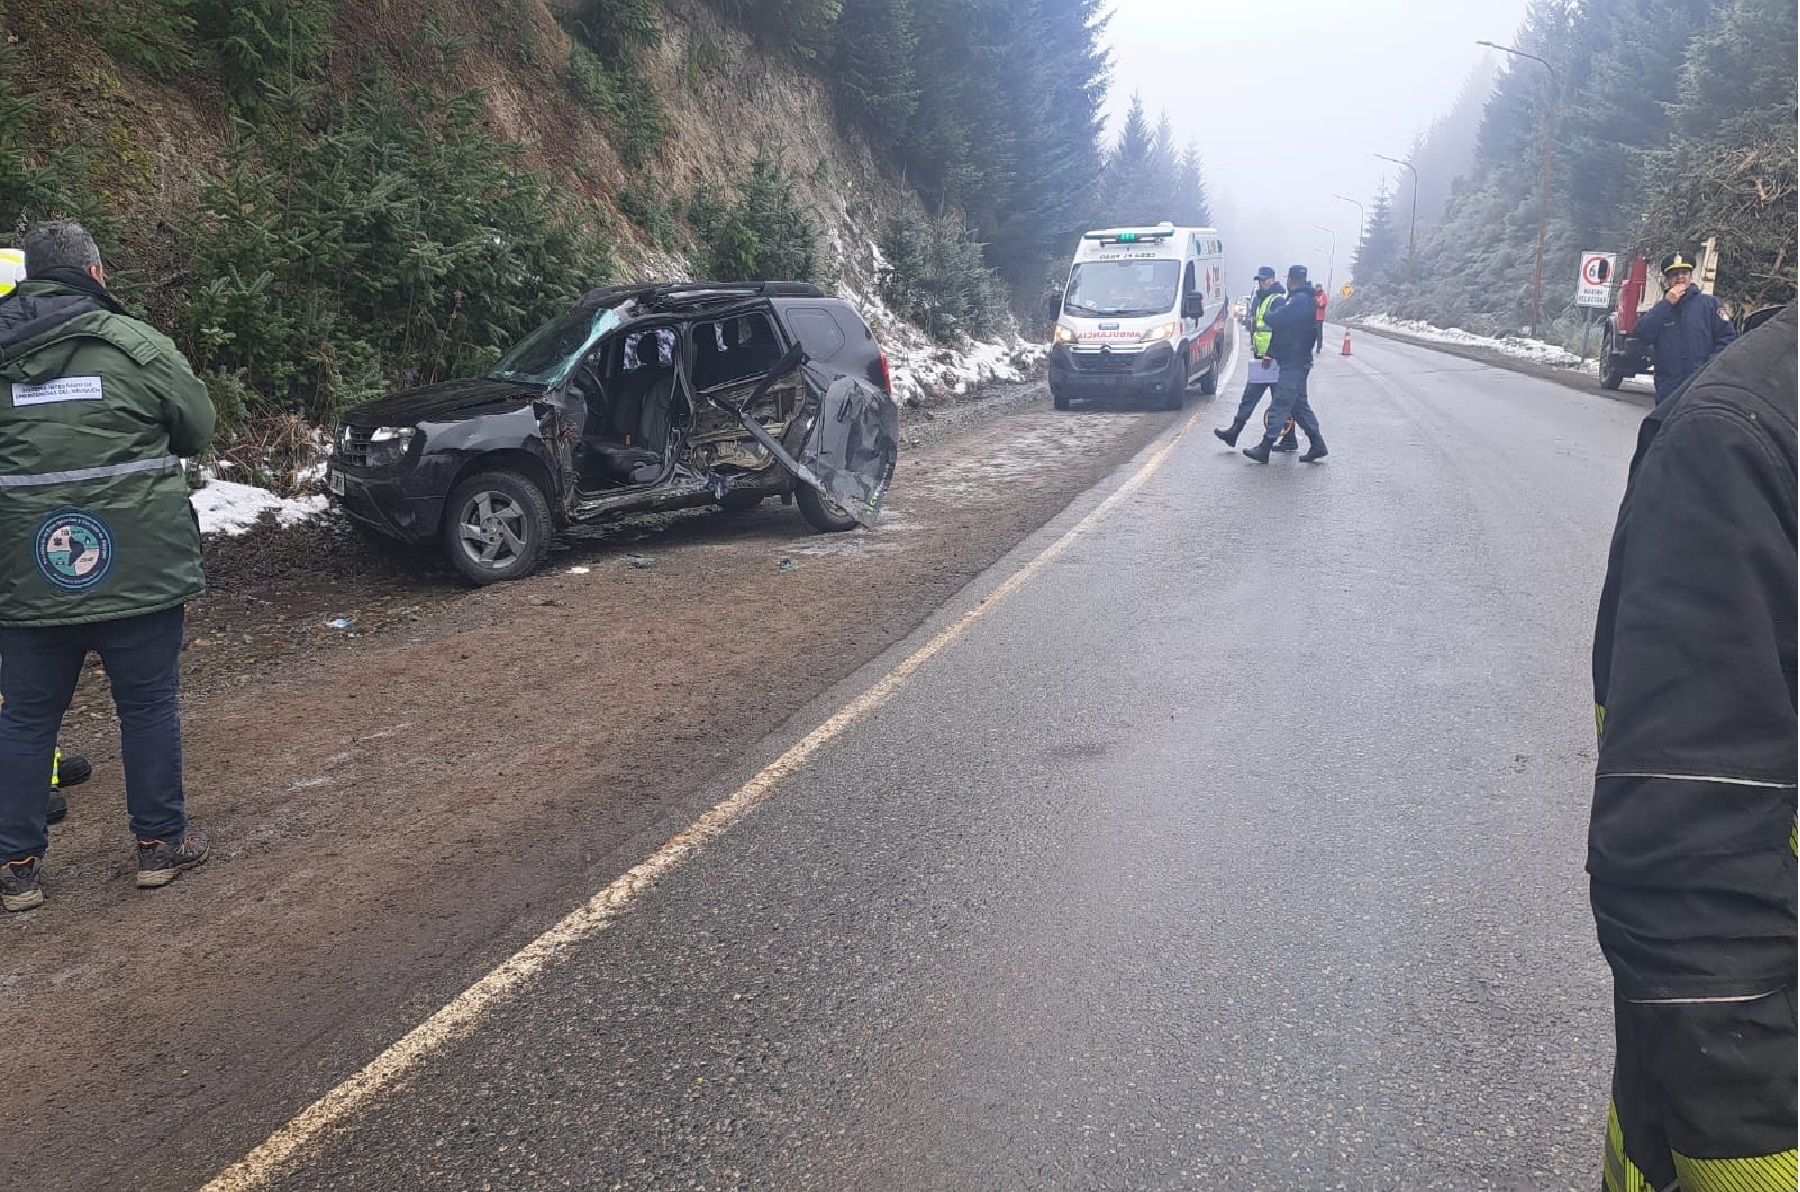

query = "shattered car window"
[[486, 306, 623, 387], [692, 313, 784, 390], [622, 327, 677, 370]]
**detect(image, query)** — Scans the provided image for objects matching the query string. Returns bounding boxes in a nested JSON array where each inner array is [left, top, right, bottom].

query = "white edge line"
[[199, 329, 1240, 1192]]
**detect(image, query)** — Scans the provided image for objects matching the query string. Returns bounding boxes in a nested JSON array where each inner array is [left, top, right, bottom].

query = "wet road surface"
[[219, 333, 1639, 1190]]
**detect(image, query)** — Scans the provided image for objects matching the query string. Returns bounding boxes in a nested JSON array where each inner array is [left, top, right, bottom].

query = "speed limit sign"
[[1576, 251, 1616, 308]]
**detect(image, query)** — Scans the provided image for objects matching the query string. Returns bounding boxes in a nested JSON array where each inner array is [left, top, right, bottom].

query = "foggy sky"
[[1101, 0, 1532, 298]]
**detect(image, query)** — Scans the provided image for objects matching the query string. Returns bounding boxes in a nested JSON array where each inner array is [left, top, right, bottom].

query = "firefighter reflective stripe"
[[1671, 1150, 1799, 1192], [52, 749, 62, 791], [0, 454, 181, 488], [1596, 703, 1606, 740], [1606, 1101, 1660, 1192]]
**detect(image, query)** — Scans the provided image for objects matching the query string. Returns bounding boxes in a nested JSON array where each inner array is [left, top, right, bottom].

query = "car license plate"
[[328, 469, 346, 496]]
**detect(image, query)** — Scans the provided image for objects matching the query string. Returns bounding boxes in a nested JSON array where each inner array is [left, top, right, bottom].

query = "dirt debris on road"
[[2, 378, 1190, 1192]]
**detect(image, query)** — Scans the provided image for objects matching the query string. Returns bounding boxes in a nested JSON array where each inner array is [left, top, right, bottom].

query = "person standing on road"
[[1632, 249, 1737, 404], [1243, 265, 1327, 464], [0, 221, 216, 913], [1, 245, 94, 831], [1588, 304, 1796, 1188], [1313, 283, 1328, 356], [1215, 267, 1297, 451]]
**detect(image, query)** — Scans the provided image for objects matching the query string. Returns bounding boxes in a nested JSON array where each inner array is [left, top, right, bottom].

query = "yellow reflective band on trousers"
[[1606, 1101, 1656, 1192], [1608, 1101, 1799, 1192], [1673, 1150, 1799, 1192], [1595, 702, 1606, 741]]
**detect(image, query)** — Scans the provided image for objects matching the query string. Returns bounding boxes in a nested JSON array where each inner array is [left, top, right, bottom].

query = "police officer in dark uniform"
[[1589, 304, 1796, 1186], [1215, 267, 1297, 451], [1632, 250, 1737, 404], [1242, 265, 1327, 464]]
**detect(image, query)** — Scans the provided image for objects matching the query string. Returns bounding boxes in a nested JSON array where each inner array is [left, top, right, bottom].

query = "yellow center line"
[[199, 331, 1241, 1192]]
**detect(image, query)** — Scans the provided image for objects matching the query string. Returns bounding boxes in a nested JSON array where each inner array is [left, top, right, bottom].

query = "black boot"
[[1300, 438, 1329, 463], [47, 788, 67, 825], [1271, 434, 1299, 452], [55, 752, 91, 788], [1213, 425, 1241, 447], [1242, 441, 1271, 464]]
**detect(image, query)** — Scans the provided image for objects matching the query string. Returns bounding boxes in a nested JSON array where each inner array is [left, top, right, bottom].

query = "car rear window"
[[783, 306, 847, 363]]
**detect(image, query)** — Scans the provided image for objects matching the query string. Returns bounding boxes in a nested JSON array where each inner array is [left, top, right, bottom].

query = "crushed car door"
[[710, 342, 900, 527]]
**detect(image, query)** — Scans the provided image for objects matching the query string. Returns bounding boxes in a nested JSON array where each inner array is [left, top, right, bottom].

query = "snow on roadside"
[[833, 276, 1046, 409], [190, 472, 328, 537], [1362, 314, 1589, 370]]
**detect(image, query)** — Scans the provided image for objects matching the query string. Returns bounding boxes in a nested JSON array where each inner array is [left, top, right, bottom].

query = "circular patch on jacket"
[[34, 509, 115, 593]]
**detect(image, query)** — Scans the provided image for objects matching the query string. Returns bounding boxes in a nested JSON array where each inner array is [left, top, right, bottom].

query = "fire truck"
[[1598, 236, 1718, 390]]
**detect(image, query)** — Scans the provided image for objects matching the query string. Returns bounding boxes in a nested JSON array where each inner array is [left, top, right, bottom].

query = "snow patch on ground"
[[1362, 315, 1588, 368], [190, 473, 329, 537]]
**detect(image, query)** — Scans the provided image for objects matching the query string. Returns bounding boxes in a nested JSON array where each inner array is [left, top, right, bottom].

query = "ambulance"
[[1048, 222, 1230, 410]]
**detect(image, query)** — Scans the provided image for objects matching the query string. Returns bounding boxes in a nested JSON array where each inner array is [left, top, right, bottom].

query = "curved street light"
[[1373, 153, 1418, 285], [1478, 39, 1562, 337], [1312, 223, 1337, 296], [1333, 194, 1365, 252]]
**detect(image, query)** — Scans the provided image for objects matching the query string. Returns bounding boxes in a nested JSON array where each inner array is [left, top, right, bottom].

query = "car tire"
[[1051, 382, 1071, 411], [1599, 329, 1625, 390], [796, 483, 859, 533], [1199, 344, 1219, 396], [443, 470, 552, 585], [1162, 359, 1187, 411]]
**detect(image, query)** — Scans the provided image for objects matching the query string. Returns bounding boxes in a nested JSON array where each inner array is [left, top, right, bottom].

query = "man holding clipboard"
[[1215, 267, 1299, 451]]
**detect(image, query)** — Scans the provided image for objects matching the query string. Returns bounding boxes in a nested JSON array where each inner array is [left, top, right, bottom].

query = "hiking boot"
[[136, 831, 210, 889], [1301, 440, 1330, 463], [1272, 436, 1300, 452], [47, 788, 68, 826], [1213, 426, 1240, 447], [1, 857, 44, 912], [1242, 441, 1272, 464], [54, 751, 91, 789]]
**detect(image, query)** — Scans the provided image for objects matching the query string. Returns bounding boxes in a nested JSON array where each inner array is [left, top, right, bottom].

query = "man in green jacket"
[[0, 221, 216, 912], [1214, 267, 1299, 450]]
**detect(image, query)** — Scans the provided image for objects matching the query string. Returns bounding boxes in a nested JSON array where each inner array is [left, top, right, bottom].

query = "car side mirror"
[[1044, 293, 1063, 319], [1181, 293, 1204, 319]]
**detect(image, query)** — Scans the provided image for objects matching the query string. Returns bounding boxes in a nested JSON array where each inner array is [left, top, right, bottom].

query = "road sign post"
[[1576, 251, 1616, 309]]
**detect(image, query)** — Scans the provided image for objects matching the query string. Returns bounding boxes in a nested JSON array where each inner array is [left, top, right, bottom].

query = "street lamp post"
[[1333, 193, 1365, 256], [1478, 39, 1562, 338], [1312, 224, 1337, 296], [1373, 153, 1418, 285]]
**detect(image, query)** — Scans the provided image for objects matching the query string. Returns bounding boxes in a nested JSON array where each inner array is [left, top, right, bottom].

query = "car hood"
[[341, 378, 544, 427]]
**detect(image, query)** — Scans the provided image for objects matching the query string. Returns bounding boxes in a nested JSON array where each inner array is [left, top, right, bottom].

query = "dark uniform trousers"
[[1259, 363, 1322, 447]]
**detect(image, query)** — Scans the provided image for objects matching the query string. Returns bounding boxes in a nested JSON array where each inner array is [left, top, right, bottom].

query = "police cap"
[[1659, 251, 1696, 276]]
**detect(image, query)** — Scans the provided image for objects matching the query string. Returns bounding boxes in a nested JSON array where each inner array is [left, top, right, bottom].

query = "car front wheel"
[[443, 470, 552, 585], [796, 483, 859, 533]]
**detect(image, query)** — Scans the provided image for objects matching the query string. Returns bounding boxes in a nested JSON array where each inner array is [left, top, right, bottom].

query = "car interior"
[[573, 325, 686, 490]]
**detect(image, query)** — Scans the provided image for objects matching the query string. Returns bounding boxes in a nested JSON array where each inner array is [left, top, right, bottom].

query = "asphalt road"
[[218, 332, 1641, 1191]]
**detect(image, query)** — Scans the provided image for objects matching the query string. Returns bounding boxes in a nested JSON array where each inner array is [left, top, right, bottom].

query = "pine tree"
[[833, 0, 919, 149], [1173, 142, 1212, 227]]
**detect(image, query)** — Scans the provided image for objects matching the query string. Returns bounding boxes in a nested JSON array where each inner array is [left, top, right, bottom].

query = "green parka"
[[0, 277, 215, 628]]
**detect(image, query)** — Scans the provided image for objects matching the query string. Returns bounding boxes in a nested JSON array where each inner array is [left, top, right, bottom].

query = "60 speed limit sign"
[[1576, 251, 1616, 308]]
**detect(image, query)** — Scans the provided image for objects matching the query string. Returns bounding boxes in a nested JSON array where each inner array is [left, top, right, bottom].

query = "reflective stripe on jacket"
[[1251, 286, 1283, 358], [0, 280, 215, 627]]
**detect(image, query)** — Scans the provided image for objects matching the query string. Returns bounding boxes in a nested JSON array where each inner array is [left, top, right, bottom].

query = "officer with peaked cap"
[[1632, 249, 1737, 404]]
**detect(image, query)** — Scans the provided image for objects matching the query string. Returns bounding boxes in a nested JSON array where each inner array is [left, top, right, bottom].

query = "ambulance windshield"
[[1063, 260, 1181, 318]]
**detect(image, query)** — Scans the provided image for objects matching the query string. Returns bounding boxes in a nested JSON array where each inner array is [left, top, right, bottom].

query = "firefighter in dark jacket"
[[1632, 250, 1737, 404], [1588, 303, 1796, 1189]]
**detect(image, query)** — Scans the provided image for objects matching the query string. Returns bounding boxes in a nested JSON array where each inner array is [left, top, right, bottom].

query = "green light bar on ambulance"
[[1082, 227, 1176, 245]]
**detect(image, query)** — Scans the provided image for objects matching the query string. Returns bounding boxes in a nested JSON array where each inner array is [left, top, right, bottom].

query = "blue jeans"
[[0, 606, 189, 862], [1260, 363, 1322, 447]]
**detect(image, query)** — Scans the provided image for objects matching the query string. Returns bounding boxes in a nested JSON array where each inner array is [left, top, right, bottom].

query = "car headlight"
[[1053, 324, 1078, 345], [1140, 322, 1180, 344], [361, 426, 418, 469]]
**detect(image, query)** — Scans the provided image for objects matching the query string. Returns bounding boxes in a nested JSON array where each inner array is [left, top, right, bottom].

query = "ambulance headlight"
[[1053, 324, 1078, 345], [1140, 322, 1179, 344]]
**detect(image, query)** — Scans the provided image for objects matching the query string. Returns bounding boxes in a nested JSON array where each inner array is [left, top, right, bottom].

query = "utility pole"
[[1373, 154, 1418, 285], [1479, 40, 1562, 339], [1312, 224, 1337, 296]]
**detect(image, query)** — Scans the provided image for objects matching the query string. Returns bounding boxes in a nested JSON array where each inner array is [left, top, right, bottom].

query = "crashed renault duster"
[[326, 282, 901, 584]]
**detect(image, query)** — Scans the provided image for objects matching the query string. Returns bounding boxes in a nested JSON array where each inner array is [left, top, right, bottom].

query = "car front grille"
[[336, 426, 375, 468], [1069, 350, 1138, 374]]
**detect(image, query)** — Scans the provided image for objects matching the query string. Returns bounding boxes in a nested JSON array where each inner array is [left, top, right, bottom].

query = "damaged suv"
[[327, 282, 900, 584]]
